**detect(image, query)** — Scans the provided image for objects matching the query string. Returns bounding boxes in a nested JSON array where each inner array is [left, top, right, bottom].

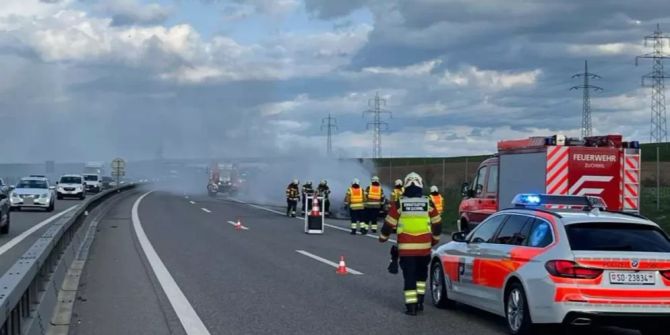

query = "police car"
[[430, 194, 670, 335]]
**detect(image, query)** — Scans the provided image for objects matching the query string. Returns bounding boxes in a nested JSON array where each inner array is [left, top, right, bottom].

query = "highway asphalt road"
[[69, 190, 640, 335], [0, 198, 82, 275]]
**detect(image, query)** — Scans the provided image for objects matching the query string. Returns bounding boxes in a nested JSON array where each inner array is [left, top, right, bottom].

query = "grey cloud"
[[304, 0, 369, 19], [105, 2, 171, 27]]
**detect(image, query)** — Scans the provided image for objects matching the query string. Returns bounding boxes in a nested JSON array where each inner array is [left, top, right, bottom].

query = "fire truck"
[[457, 134, 641, 232]]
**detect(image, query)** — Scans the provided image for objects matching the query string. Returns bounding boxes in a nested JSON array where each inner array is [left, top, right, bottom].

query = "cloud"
[[104, 0, 172, 27], [304, 0, 369, 19], [440, 67, 542, 90], [362, 59, 441, 77]]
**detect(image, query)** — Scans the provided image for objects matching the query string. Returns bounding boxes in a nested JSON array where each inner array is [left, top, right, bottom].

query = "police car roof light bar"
[[511, 193, 607, 211]]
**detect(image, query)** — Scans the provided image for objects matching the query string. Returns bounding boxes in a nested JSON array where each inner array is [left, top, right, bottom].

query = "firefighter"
[[286, 179, 300, 217], [344, 178, 366, 235], [379, 172, 442, 316], [429, 185, 444, 215], [364, 176, 384, 234], [317, 180, 331, 216], [301, 181, 315, 215], [391, 179, 403, 202]]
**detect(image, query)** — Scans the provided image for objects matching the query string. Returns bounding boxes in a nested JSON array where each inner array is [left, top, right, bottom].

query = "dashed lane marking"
[[296, 250, 363, 275], [201, 208, 211, 213], [226, 220, 249, 230], [132, 192, 211, 335], [189, 201, 196, 205]]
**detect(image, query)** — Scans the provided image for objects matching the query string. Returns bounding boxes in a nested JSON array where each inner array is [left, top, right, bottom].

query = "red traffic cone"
[[235, 219, 242, 230], [310, 197, 321, 216], [336, 256, 348, 275]]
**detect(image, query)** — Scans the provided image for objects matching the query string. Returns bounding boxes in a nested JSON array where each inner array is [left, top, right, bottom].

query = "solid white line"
[[295, 250, 363, 275], [0, 205, 79, 256], [201, 208, 211, 213], [189, 201, 196, 205], [132, 192, 211, 335], [226, 220, 249, 230], [234, 200, 396, 243]]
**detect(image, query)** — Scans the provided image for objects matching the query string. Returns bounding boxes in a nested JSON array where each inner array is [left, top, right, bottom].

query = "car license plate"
[[24, 198, 33, 205], [609, 271, 656, 285]]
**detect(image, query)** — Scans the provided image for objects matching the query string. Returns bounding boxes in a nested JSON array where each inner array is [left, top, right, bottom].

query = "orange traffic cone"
[[235, 219, 242, 230], [336, 256, 348, 275]]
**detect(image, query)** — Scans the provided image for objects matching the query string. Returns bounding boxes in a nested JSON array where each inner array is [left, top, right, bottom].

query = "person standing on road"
[[286, 180, 300, 217], [301, 181, 315, 215], [379, 172, 442, 316], [317, 180, 331, 216], [429, 185, 444, 215], [391, 179, 404, 202], [364, 176, 385, 234], [344, 178, 366, 235]]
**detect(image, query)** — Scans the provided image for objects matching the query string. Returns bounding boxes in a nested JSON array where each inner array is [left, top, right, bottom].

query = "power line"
[[320, 113, 338, 156], [363, 92, 391, 158], [570, 60, 602, 138], [636, 23, 670, 143]]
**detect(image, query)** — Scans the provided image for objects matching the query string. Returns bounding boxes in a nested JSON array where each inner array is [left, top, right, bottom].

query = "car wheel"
[[505, 282, 534, 335], [47, 202, 54, 212], [57, 194, 62, 200], [80, 194, 85, 200], [430, 260, 455, 308]]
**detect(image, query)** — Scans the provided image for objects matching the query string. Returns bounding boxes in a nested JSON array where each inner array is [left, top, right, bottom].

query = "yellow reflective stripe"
[[385, 216, 398, 225], [360, 223, 368, 229], [430, 216, 441, 224], [351, 223, 358, 228], [432, 235, 441, 241], [404, 290, 418, 303], [417, 282, 426, 294], [350, 203, 365, 210], [398, 242, 432, 250], [371, 224, 378, 230], [379, 234, 389, 241]]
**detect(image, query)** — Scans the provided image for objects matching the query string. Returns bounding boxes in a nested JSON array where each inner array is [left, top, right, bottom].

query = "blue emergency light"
[[512, 193, 607, 210]]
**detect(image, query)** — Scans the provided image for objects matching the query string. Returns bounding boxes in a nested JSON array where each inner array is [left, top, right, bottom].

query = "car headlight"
[[41, 193, 49, 198], [11, 193, 20, 199]]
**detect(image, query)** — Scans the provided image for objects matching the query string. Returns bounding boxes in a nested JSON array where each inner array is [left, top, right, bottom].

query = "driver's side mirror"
[[0, 193, 6, 200], [452, 231, 467, 243], [460, 182, 470, 197]]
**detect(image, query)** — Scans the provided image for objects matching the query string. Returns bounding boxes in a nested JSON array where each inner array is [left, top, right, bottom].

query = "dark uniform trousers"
[[399, 255, 431, 305]]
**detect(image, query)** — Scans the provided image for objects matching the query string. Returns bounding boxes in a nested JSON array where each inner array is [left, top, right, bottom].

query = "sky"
[[0, 0, 669, 162]]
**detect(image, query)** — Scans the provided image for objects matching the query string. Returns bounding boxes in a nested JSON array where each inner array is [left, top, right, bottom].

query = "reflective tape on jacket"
[[348, 187, 365, 209]]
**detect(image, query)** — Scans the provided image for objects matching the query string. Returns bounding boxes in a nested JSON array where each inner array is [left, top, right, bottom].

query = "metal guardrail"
[[0, 184, 137, 335]]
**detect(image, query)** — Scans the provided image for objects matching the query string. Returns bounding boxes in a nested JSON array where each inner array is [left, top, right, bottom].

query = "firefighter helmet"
[[320, 179, 327, 186], [293, 179, 299, 185], [430, 185, 439, 193], [404, 172, 423, 188], [394, 179, 403, 187], [371, 176, 380, 183], [352, 178, 360, 185], [306, 181, 312, 186]]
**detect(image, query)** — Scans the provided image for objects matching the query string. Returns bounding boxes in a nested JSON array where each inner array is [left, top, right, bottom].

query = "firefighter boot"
[[360, 223, 368, 235], [405, 304, 418, 316], [350, 229, 356, 235], [417, 295, 424, 312]]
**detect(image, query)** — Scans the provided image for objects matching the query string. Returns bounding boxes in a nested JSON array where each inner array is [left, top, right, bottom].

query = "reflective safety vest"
[[397, 197, 432, 256], [366, 185, 383, 207], [348, 187, 365, 210], [430, 194, 444, 214]]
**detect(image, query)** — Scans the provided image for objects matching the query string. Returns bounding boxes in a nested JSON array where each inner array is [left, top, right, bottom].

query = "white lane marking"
[[189, 201, 196, 205], [0, 205, 79, 256], [201, 208, 211, 213], [132, 192, 211, 335], [226, 221, 249, 230], [295, 250, 363, 275], [233, 200, 397, 242], [185, 196, 189, 199]]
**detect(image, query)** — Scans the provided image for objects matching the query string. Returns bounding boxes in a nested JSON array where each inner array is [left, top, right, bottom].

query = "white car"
[[82, 174, 102, 193], [56, 175, 86, 200], [10, 177, 55, 212], [430, 194, 670, 335]]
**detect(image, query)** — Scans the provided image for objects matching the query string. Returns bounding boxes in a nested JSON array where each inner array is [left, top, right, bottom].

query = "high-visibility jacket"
[[380, 196, 442, 257], [345, 187, 365, 210], [391, 187, 403, 202], [430, 194, 444, 214], [365, 185, 384, 208]]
